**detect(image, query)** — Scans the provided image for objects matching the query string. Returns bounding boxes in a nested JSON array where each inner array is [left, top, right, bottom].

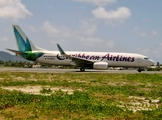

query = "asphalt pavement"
[[0, 67, 161, 74]]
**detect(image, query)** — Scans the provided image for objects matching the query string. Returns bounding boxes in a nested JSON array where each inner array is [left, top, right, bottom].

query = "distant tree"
[[0, 60, 4, 65], [157, 62, 160, 68]]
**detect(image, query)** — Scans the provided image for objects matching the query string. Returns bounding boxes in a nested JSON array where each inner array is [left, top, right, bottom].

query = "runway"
[[0, 67, 162, 74]]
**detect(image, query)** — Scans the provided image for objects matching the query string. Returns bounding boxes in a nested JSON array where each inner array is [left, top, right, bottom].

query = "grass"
[[0, 72, 162, 119]]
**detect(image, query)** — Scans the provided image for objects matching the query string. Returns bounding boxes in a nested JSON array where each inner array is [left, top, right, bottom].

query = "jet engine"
[[93, 62, 108, 70]]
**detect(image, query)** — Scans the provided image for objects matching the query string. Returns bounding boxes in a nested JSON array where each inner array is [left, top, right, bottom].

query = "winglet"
[[57, 44, 66, 55]]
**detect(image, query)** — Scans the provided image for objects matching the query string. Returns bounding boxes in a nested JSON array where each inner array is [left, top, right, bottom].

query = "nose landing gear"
[[138, 68, 145, 72]]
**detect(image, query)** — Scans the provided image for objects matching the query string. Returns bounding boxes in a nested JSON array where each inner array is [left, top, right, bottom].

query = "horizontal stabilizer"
[[6, 48, 25, 54]]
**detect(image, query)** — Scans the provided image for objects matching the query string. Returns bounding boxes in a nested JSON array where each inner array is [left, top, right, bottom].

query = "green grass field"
[[0, 72, 162, 119]]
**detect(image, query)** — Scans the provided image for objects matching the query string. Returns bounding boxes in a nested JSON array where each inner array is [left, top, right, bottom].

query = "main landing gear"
[[138, 68, 142, 72], [80, 67, 85, 72]]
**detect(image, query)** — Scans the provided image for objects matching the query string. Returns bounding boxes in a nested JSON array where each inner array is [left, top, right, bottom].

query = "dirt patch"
[[0, 78, 4, 80], [1, 86, 82, 95], [117, 96, 161, 113]]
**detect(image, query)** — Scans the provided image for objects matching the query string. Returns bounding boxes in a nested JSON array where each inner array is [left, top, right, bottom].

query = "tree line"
[[0, 60, 73, 68], [0, 60, 33, 68]]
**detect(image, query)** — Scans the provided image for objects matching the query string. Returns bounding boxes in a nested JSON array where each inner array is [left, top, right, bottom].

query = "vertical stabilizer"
[[13, 25, 45, 52]]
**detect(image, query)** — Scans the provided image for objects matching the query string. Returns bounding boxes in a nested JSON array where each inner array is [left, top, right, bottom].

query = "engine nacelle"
[[93, 62, 108, 70]]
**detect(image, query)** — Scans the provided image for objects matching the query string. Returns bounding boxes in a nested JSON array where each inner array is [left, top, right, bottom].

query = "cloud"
[[92, 7, 131, 22], [152, 31, 158, 36], [73, 0, 116, 6], [80, 21, 97, 36], [41, 21, 115, 50], [0, 37, 8, 41], [0, 0, 32, 20], [41, 21, 60, 36], [142, 19, 152, 23], [140, 32, 147, 38], [42, 21, 97, 38], [134, 27, 159, 38], [27, 26, 37, 32], [73, 0, 131, 23], [138, 30, 158, 38]]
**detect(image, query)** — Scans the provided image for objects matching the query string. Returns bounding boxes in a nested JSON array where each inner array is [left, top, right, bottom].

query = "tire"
[[80, 67, 85, 72]]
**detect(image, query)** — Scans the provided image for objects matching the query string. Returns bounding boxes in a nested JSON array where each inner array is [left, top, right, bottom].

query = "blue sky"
[[0, 0, 162, 63]]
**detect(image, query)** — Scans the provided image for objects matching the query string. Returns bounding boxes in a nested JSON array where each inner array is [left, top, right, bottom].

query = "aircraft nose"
[[149, 59, 155, 66]]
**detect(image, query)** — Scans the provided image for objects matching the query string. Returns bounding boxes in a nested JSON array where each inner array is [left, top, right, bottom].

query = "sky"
[[0, 0, 162, 63]]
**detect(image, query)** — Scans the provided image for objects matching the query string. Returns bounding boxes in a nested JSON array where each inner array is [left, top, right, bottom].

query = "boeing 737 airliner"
[[7, 25, 154, 72]]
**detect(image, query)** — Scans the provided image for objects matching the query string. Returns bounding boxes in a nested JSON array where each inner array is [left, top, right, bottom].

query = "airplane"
[[7, 25, 155, 72]]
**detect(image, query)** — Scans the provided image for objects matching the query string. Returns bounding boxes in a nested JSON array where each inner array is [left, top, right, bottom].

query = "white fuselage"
[[35, 51, 154, 68]]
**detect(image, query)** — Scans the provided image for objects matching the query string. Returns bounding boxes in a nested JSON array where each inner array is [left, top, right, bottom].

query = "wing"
[[56, 44, 94, 67]]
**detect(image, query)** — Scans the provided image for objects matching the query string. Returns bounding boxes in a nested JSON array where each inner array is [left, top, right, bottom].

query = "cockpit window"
[[144, 57, 149, 60]]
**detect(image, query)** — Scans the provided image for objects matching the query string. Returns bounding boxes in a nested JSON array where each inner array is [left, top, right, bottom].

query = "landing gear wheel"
[[80, 67, 85, 72], [138, 68, 141, 72]]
